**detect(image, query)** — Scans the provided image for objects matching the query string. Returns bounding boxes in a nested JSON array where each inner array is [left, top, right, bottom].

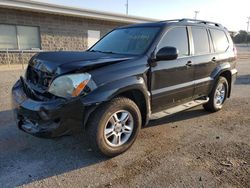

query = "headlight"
[[48, 73, 91, 98]]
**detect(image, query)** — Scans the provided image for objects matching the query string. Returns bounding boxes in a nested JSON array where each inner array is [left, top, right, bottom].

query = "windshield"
[[90, 27, 160, 55]]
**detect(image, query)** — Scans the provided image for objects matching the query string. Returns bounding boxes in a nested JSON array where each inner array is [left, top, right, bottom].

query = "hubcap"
[[214, 83, 226, 107], [104, 110, 134, 147]]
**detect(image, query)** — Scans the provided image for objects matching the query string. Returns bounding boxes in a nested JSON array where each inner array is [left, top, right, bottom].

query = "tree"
[[233, 30, 250, 44]]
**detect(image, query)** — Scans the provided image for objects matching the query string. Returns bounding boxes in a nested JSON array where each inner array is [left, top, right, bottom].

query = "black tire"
[[203, 76, 229, 112], [86, 97, 142, 157]]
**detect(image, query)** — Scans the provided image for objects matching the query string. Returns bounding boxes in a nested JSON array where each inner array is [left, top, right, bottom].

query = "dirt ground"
[[0, 46, 249, 188]]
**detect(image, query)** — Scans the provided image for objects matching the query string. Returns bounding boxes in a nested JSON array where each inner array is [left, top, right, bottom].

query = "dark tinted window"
[[191, 27, 210, 55], [210, 29, 229, 53], [158, 27, 189, 57], [91, 27, 160, 55]]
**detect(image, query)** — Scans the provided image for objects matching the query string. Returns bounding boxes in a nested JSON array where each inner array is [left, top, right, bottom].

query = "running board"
[[150, 97, 209, 120]]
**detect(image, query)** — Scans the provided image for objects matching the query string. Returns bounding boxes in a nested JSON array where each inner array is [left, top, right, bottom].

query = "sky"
[[34, 0, 250, 31]]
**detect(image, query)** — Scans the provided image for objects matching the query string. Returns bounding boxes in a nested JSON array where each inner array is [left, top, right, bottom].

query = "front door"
[[150, 26, 195, 113]]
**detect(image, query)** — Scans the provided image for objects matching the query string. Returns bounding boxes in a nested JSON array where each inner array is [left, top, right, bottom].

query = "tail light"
[[233, 45, 237, 58]]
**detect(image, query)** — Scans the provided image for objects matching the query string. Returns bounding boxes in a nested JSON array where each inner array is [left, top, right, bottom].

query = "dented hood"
[[29, 51, 135, 75]]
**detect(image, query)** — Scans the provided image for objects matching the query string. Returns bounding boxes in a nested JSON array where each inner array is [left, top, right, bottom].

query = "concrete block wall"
[[0, 8, 126, 64]]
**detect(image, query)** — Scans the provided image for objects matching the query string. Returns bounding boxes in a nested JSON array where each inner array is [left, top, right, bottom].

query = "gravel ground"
[[0, 47, 249, 188]]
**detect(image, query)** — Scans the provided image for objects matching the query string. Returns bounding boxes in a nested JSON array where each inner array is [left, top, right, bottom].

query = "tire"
[[203, 76, 229, 112], [86, 97, 142, 157]]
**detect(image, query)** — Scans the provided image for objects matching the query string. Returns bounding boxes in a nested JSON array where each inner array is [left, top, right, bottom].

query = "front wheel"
[[87, 97, 141, 157], [203, 76, 229, 112]]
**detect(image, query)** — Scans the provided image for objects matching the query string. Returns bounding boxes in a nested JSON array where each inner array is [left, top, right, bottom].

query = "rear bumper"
[[231, 68, 238, 83], [12, 80, 86, 138], [228, 68, 238, 98]]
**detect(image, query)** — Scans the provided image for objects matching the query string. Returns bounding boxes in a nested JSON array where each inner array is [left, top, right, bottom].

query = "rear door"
[[190, 26, 218, 98], [210, 28, 233, 66], [150, 26, 195, 113]]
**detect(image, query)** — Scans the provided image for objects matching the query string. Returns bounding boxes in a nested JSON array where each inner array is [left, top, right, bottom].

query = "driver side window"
[[158, 27, 189, 57]]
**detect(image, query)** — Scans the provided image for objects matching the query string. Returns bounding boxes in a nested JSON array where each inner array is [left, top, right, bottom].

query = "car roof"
[[119, 18, 227, 31]]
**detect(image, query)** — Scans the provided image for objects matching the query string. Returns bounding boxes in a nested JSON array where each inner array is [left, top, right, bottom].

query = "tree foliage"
[[232, 30, 250, 43]]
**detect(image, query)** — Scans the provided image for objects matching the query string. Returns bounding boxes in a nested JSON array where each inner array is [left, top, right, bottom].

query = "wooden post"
[[7, 49, 10, 68], [21, 51, 24, 70]]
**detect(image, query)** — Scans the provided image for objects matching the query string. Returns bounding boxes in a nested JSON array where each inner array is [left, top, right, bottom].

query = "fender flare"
[[81, 76, 151, 128], [211, 62, 236, 97]]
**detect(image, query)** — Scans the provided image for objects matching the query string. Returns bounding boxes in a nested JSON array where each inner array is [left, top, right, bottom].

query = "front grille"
[[20, 76, 39, 100], [24, 66, 56, 100], [26, 66, 53, 89]]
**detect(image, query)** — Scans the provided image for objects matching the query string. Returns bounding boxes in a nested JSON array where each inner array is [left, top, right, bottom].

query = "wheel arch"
[[116, 89, 149, 127], [211, 62, 233, 98], [219, 70, 232, 98], [82, 76, 151, 129]]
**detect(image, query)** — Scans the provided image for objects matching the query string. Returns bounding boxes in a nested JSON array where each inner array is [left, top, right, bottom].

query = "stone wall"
[[0, 8, 126, 64]]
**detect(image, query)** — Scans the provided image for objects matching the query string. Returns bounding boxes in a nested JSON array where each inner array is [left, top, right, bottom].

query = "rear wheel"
[[203, 76, 228, 112], [87, 97, 141, 157]]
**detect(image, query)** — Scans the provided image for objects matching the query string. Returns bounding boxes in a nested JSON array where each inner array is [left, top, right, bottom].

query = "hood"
[[29, 51, 135, 75]]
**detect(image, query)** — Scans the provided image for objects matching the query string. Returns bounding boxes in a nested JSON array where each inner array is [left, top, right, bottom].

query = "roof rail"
[[161, 18, 223, 28], [180, 18, 223, 27]]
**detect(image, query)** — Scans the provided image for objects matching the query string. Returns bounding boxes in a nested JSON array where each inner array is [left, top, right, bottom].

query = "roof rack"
[[160, 18, 223, 28]]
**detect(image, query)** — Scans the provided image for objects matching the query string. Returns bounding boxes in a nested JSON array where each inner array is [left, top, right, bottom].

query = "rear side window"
[[210, 29, 229, 53], [191, 27, 210, 55], [158, 27, 189, 57]]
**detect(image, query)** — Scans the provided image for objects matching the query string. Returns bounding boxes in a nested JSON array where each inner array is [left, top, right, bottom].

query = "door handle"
[[211, 57, 217, 63], [186, 61, 192, 67]]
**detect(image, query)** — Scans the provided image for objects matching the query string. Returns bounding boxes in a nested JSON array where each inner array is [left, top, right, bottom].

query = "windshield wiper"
[[89, 50, 116, 54], [89, 50, 102, 53], [102, 51, 116, 54]]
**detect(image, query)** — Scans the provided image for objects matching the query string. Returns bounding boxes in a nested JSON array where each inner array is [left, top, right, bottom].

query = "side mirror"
[[156, 46, 178, 61]]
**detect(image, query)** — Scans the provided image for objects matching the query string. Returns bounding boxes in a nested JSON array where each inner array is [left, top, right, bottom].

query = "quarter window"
[[158, 27, 189, 57], [0, 24, 40, 50], [210, 29, 229, 53], [191, 27, 210, 55]]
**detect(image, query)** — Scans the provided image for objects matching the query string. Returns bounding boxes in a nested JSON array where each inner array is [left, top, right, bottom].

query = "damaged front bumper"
[[12, 80, 86, 138]]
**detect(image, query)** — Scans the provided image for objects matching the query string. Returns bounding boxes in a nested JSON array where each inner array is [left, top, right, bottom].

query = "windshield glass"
[[90, 27, 160, 55]]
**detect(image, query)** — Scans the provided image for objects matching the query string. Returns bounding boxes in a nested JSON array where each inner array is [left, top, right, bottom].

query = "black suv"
[[12, 19, 237, 157]]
